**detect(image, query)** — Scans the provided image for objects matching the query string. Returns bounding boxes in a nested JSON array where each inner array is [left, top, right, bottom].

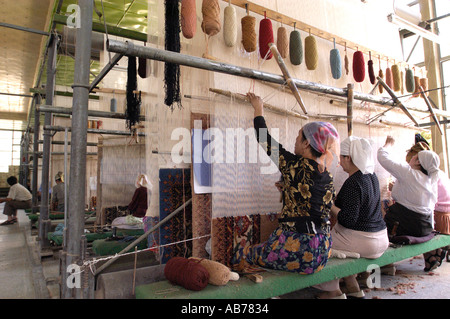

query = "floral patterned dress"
[[232, 116, 335, 274]]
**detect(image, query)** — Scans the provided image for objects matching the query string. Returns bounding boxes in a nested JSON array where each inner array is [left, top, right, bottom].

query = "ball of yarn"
[[164, 257, 210, 291], [378, 69, 384, 93], [289, 30, 303, 65], [391, 64, 401, 92], [401, 70, 405, 94], [189, 257, 236, 286], [241, 15, 257, 52], [138, 57, 148, 78], [405, 68, 415, 93], [352, 50, 365, 83], [259, 18, 274, 60], [305, 35, 318, 70], [385, 67, 393, 89], [330, 48, 342, 80], [223, 4, 237, 47], [344, 54, 349, 75], [181, 0, 197, 39], [413, 76, 421, 97], [368, 60, 375, 84], [277, 26, 289, 59], [420, 77, 428, 97], [201, 0, 221, 37], [110, 98, 117, 113]]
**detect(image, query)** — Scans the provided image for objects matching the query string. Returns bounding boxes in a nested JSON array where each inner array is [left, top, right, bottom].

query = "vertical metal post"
[[63, 0, 93, 299], [64, 128, 68, 226], [347, 83, 354, 137], [39, 34, 58, 249], [32, 94, 41, 213]]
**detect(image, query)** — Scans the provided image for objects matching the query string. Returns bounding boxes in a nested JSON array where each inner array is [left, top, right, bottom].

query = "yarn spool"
[[289, 27, 303, 65], [378, 68, 384, 93], [189, 257, 239, 286], [110, 97, 117, 113], [277, 26, 289, 59], [420, 77, 428, 97], [241, 14, 256, 52], [385, 67, 393, 89], [164, 257, 210, 291], [413, 76, 421, 97], [405, 68, 415, 93], [368, 52, 375, 84], [201, 0, 221, 37], [305, 33, 318, 70], [138, 57, 148, 78], [400, 69, 405, 94], [259, 14, 274, 60], [329, 39, 341, 80], [181, 0, 197, 39], [391, 64, 401, 92], [223, 2, 237, 47], [352, 50, 365, 83]]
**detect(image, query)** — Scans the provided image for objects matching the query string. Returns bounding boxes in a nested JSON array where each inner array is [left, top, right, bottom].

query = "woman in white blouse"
[[377, 136, 440, 238]]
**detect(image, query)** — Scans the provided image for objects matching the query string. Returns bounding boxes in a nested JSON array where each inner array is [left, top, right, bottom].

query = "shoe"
[[346, 290, 365, 299], [424, 260, 440, 272], [0, 220, 14, 225], [315, 292, 347, 299]]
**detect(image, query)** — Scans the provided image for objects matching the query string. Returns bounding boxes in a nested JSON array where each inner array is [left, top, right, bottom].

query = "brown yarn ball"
[[181, 0, 197, 39], [391, 64, 401, 92], [305, 35, 318, 70], [201, 0, 221, 36], [420, 77, 428, 97], [378, 69, 384, 93], [241, 15, 257, 52], [385, 67, 393, 89], [277, 26, 289, 59], [413, 76, 421, 97], [164, 257, 210, 291]]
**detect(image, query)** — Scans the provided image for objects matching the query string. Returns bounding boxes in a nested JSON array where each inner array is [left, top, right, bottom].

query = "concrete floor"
[[0, 206, 449, 299]]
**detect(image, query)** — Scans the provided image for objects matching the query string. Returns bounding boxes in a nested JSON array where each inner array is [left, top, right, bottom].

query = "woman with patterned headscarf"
[[232, 93, 340, 275]]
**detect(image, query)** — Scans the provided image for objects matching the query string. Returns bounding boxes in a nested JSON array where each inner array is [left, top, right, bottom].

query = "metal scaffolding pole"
[[44, 125, 146, 137], [37, 105, 144, 121], [39, 34, 58, 250], [32, 94, 41, 213], [63, 0, 93, 299], [107, 39, 397, 108]]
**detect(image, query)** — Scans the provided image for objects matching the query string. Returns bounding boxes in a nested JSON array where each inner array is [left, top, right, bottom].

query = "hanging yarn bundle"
[[405, 68, 415, 93], [329, 38, 341, 80], [125, 56, 141, 130], [352, 49, 365, 83], [201, 0, 221, 36], [277, 25, 288, 59], [378, 63, 384, 93], [391, 64, 401, 92], [164, 0, 182, 110], [368, 52, 375, 84], [305, 31, 318, 70], [413, 75, 421, 97], [289, 24, 303, 65], [400, 68, 405, 94], [223, 1, 237, 47], [164, 257, 210, 291], [259, 12, 274, 60], [138, 43, 149, 79], [420, 77, 428, 97], [344, 43, 349, 75], [181, 0, 197, 39], [385, 65, 393, 89], [241, 11, 256, 53]]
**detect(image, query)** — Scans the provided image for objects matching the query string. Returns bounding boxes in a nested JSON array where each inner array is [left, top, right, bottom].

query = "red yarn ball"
[[259, 18, 274, 60], [352, 51, 365, 83], [164, 257, 210, 291]]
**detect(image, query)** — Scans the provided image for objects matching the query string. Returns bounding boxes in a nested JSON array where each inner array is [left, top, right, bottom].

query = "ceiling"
[[0, 0, 150, 132]]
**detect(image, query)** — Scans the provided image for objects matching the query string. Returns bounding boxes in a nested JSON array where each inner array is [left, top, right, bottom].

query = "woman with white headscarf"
[[378, 136, 440, 238], [317, 136, 388, 299]]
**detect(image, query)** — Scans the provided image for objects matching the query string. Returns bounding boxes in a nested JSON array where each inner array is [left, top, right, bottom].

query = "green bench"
[[135, 234, 450, 299]]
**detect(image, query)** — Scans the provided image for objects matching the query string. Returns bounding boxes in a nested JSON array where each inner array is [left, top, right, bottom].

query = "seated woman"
[[232, 93, 340, 275], [377, 136, 440, 238], [128, 174, 151, 218], [317, 136, 389, 299]]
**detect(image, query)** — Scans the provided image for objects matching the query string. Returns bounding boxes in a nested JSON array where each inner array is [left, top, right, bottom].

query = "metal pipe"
[[44, 125, 146, 137], [64, 0, 93, 299], [107, 39, 397, 108], [37, 105, 144, 120], [39, 34, 58, 250], [32, 94, 41, 213], [64, 128, 68, 228], [94, 198, 192, 276], [89, 53, 124, 92], [0, 92, 34, 98], [0, 22, 49, 36], [38, 140, 98, 147]]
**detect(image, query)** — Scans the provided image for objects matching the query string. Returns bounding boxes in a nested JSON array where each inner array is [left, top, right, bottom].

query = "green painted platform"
[[135, 234, 450, 299], [47, 228, 144, 246]]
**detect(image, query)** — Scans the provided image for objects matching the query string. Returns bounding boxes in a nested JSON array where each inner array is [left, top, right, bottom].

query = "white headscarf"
[[340, 136, 375, 174], [418, 150, 440, 184], [135, 173, 153, 190]]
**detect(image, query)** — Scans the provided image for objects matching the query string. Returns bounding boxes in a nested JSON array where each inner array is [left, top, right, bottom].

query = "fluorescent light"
[[387, 13, 442, 44]]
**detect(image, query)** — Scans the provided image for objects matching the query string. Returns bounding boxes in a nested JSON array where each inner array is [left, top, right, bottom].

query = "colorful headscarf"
[[340, 136, 375, 174], [302, 121, 340, 168]]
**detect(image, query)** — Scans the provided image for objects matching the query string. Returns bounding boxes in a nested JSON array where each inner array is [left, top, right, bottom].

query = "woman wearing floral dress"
[[232, 93, 340, 274]]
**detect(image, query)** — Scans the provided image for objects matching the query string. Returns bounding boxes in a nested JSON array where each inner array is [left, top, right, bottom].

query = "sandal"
[[1, 220, 14, 225]]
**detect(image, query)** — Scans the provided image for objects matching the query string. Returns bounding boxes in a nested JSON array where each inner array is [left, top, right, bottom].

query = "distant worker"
[[0, 176, 32, 225], [51, 172, 66, 212]]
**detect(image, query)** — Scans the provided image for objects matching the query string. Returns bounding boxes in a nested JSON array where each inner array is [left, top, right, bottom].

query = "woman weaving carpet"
[[232, 93, 340, 274]]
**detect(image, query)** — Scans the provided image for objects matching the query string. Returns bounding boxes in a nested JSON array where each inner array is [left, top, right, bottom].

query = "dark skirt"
[[385, 202, 433, 238]]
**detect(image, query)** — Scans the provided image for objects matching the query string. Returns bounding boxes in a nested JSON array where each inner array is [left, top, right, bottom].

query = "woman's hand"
[[247, 92, 263, 117], [384, 136, 395, 147]]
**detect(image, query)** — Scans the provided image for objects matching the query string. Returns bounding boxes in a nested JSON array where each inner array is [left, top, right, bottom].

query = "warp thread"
[[305, 34, 318, 70], [164, 257, 210, 291], [165, 0, 182, 110], [391, 64, 401, 92], [241, 14, 256, 52], [289, 28, 303, 65], [330, 39, 341, 80], [405, 68, 415, 93], [277, 26, 288, 59], [126, 56, 141, 130], [352, 50, 365, 83], [259, 15, 274, 60], [181, 0, 197, 39], [201, 0, 221, 36], [223, 3, 237, 47]]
